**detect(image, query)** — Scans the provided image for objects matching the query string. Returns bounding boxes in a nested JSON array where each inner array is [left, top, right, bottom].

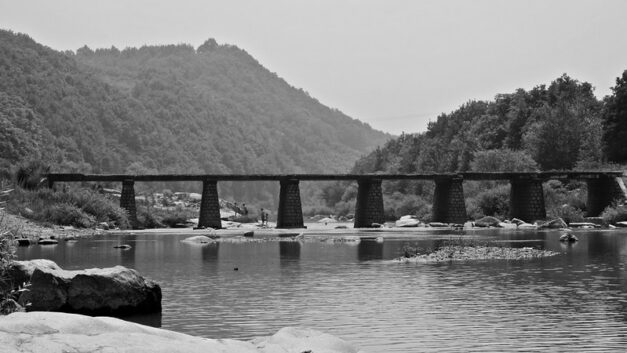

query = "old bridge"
[[46, 172, 627, 229]]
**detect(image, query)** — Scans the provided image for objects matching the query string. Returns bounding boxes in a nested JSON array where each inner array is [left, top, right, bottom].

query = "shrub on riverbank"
[[7, 187, 129, 229], [601, 204, 627, 224], [14, 160, 50, 190], [137, 205, 198, 228], [0, 212, 20, 314]]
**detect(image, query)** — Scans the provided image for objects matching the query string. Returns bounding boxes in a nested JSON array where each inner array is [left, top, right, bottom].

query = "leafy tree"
[[602, 69, 627, 162], [470, 149, 538, 172]]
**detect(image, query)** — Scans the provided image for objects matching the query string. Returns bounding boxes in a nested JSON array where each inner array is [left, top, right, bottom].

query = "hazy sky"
[[2, 0, 627, 135]]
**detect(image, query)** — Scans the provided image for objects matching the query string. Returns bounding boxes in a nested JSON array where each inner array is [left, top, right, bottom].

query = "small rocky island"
[[396, 245, 559, 264]]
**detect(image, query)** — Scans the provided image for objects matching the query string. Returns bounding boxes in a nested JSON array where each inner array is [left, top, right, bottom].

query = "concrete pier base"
[[198, 179, 222, 229], [277, 178, 304, 228], [120, 179, 139, 229], [432, 177, 467, 224], [354, 178, 384, 228], [510, 177, 546, 222]]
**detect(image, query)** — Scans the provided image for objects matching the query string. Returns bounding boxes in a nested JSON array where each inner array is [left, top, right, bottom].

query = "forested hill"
[[0, 30, 390, 178]]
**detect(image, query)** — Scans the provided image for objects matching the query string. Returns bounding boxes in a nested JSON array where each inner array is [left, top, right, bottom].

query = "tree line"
[[317, 72, 627, 220]]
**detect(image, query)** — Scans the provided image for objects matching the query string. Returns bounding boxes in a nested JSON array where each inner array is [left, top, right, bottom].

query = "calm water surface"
[[16, 228, 627, 352]]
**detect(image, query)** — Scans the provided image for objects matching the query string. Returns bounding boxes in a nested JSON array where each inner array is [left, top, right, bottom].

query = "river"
[[16, 227, 627, 352]]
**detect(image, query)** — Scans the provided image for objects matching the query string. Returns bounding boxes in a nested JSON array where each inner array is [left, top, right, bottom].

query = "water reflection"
[[119, 243, 135, 268], [15, 229, 627, 352], [201, 243, 219, 263], [279, 241, 300, 265], [357, 240, 383, 261]]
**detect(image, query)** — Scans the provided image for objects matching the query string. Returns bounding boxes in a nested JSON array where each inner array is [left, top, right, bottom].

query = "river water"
[[16, 228, 627, 352]]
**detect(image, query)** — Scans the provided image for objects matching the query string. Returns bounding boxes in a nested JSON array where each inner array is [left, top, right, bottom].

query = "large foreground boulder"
[[14, 260, 161, 316], [0, 312, 362, 353]]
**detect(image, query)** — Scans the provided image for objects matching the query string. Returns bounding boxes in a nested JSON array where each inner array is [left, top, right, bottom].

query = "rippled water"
[[16, 228, 627, 352]]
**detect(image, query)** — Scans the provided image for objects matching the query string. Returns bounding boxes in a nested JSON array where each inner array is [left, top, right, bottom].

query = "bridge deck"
[[47, 171, 625, 183]]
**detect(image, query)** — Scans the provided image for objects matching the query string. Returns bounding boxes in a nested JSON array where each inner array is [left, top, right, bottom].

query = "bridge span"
[[46, 172, 627, 229]]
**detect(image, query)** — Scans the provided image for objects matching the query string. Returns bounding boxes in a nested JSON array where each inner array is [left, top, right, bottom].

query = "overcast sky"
[[2, 0, 627, 135]]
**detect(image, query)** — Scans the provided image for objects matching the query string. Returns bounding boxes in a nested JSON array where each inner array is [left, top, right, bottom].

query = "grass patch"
[[0, 211, 21, 314]]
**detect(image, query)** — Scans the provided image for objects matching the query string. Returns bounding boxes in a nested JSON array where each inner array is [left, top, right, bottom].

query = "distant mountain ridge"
[[0, 30, 390, 177]]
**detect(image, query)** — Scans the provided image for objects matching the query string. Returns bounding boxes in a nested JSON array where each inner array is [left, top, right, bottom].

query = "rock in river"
[[474, 216, 501, 228], [14, 260, 161, 316], [181, 235, 216, 244]]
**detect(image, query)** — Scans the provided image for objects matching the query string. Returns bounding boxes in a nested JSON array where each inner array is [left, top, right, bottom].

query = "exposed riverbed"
[[16, 226, 627, 352]]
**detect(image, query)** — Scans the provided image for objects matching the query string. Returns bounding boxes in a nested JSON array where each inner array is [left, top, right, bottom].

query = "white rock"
[[517, 223, 537, 229], [0, 312, 362, 353], [498, 222, 517, 229], [396, 217, 420, 227], [180, 235, 216, 244]]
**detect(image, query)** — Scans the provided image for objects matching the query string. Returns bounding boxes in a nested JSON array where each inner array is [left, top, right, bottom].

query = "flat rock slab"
[[0, 312, 362, 353]]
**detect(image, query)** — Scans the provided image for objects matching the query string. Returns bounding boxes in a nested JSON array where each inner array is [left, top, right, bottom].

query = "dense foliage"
[[0, 30, 389, 207], [320, 73, 627, 220], [7, 187, 129, 229], [603, 70, 627, 162]]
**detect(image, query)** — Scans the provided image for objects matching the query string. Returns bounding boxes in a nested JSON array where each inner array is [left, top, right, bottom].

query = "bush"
[[137, 208, 164, 229], [543, 179, 587, 212], [383, 192, 432, 222], [0, 212, 17, 308], [548, 205, 585, 224], [467, 184, 510, 219], [142, 206, 197, 228], [601, 204, 627, 224], [7, 187, 129, 229], [42, 203, 95, 227], [14, 160, 50, 190]]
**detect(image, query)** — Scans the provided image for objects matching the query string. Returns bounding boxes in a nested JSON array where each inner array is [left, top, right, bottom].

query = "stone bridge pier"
[[432, 176, 467, 224], [509, 176, 546, 222], [277, 178, 304, 228], [120, 179, 139, 228], [198, 179, 222, 229], [354, 178, 385, 228]]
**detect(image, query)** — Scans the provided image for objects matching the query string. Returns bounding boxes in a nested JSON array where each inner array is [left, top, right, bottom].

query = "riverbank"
[[1, 210, 102, 241], [0, 311, 363, 353]]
